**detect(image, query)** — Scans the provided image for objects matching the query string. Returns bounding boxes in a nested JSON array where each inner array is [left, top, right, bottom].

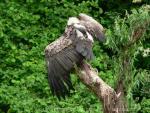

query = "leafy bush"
[[0, 1, 104, 113], [0, 1, 149, 113]]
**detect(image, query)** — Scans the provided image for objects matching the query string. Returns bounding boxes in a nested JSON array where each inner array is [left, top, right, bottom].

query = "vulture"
[[45, 13, 105, 100]]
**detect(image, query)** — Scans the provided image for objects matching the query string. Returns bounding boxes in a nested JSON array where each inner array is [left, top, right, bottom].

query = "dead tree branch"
[[76, 62, 125, 113]]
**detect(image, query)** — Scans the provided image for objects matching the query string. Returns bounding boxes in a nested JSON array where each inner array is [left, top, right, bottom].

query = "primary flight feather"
[[45, 13, 105, 99]]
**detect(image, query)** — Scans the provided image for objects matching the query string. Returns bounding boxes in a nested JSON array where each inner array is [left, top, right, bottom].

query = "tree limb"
[[76, 62, 125, 113]]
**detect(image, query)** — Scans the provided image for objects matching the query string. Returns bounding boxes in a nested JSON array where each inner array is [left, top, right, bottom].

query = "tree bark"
[[76, 62, 126, 113]]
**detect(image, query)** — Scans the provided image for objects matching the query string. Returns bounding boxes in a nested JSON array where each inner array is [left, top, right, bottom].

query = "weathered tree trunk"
[[76, 62, 126, 113]]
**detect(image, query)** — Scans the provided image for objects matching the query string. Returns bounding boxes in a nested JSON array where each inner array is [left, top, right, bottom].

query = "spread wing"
[[45, 36, 83, 100], [45, 26, 94, 100]]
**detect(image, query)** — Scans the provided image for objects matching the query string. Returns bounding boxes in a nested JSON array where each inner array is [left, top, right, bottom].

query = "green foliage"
[[105, 5, 150, 113], [131, 70, 150, 112], [0, 1, 103, 113], [140, 98, 150, 113], [0, 0, 149, 113], [106, 7, 150, 52]]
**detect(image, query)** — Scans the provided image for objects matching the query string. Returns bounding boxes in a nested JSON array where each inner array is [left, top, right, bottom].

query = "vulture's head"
[[67, 13, 106, 42]]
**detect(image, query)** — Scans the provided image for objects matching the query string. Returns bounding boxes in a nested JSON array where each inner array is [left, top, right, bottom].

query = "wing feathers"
[[45, 46, 82, 99], [76, 40, 94, 60], [45, 13, 106, 100]]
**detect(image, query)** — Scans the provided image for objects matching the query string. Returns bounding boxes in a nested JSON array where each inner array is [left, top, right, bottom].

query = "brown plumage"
[[45, 14, 105, 99]]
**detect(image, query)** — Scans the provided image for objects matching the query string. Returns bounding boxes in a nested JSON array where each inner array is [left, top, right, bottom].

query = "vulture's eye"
[[73, 24, 88, 37]]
